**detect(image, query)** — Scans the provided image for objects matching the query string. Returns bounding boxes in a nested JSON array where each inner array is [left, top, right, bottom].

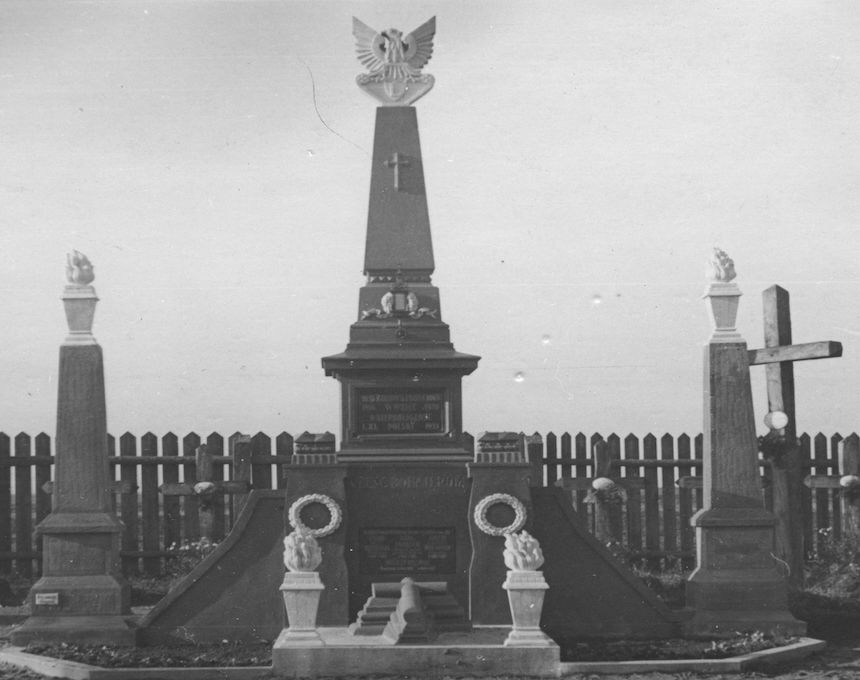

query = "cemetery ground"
[[2, 541, 860, 679]]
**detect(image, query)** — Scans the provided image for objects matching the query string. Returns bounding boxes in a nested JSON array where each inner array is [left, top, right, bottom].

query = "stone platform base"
[[10, 615, 138, 646], [272, 626, 559, 678], [683, 610, 807, 639]]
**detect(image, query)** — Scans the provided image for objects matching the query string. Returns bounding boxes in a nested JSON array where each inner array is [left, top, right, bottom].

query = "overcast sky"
[[2, 1, 858, 444]]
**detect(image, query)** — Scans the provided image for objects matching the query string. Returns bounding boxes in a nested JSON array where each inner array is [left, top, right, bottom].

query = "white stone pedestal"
[[502, 571, 553, 647], [276, 571, 325, 647]]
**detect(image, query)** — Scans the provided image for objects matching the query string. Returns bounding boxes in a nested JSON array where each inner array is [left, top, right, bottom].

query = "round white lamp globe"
[[764, 411, 789, 431]]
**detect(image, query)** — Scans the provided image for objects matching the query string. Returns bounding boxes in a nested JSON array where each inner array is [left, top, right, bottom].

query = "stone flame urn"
[[501, 531, 553, 647], [277, 530, 325, 646], [61, 251, 99, 345], [703, 247, 742, 343]]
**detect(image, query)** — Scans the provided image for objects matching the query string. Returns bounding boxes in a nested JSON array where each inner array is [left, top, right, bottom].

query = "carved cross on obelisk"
[[384, 152, 411, 191], [748, 285, 842, 587]]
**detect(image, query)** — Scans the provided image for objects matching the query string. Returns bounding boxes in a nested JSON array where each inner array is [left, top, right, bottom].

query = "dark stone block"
[[284, 463, 349, 626], [530, 487, 682, 639], [467, 461, 532, 625], [138, 490, 287, 644], [345, 464, 472, 620]]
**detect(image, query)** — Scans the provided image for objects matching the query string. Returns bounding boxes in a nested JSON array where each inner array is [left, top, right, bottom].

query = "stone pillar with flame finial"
[[12, 252, 135, 646], [683, 248, 805, 638]]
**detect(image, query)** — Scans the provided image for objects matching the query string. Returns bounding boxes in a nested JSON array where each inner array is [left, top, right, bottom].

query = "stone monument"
[[323, 16, 479, 463], [138, 16, 682, 659], [12, 252, 135, 646], [684, 248, 806, 637]]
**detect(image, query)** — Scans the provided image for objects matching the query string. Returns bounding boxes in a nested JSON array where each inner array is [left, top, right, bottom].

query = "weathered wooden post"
[[684, 249, 805, 637], [13, 252, 135, 646], [589, 441, 625, 546], [231, 434, 253, 519], [160, 445, 251, 543], [746, 285, 842, 588], [556, 440, 643, 548]]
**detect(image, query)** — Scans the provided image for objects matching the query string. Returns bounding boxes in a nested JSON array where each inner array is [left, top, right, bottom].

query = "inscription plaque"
[[706, 528, 774, 570], [35, 593, 59, 606], [355, 388, 446, 435], [359, 527, 456, 574]]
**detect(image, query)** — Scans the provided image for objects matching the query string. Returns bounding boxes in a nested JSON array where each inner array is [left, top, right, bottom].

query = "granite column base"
[[684, 508, 806, 638]]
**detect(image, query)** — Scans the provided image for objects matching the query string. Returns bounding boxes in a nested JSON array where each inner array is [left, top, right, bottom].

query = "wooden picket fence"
[[0, 430, 852, 577]]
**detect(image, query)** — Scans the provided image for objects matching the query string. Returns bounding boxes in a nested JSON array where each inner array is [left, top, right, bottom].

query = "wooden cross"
[[747, 285, 842, 587], [384, 152, 411, 191], [556, 441, 645, 546], [159, 443, 252, 541]]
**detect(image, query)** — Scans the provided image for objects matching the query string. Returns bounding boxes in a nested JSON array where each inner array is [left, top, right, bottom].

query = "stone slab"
[[530, 487, 683, 639], [0, 647, 270, 680], [467, 460, 532, 624], [138, 490, 286, 645], [272, 626, 560, 677], [283, 464, 348, 626], [0, 637, 825, 679], [344, 463, 472, 621], [9, 615, 138, 647], [557, 637, 826, 675]]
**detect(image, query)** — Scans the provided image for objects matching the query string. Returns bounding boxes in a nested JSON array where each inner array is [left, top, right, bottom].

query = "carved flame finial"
[[503, 531, 545, 572], [283, 529, 323, 572], [353, 16, 436, 106], [707, 248, 736, 283], [66, 251, 95, 286]]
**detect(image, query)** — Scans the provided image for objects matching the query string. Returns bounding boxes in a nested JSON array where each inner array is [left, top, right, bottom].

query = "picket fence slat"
[[0, 429, 856, 577], [251, 433, 272, 492], [0, 434, 10, 573], [207, 432, 226, 543], [14, 433, 33, 577], [120, 433, 139, 575], [643, 434, 660, 570], [162, 434, 181, 552], [141, 433, 160, 575], [183, 433, 201, 542], [545, 433, 558, 487], [677, 434, 694, 569], [660, 434, 677, 558], [623, 434, 642, 553], [800, 433, 813, 556], [831, 433, 843, 541], [275, 432, 294, 491], [573, 433, 588, 518]]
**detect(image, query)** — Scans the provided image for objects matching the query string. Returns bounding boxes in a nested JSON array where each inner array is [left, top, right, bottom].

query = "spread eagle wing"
[[403, 16, 435, 71], [353, 17, 386, 72]]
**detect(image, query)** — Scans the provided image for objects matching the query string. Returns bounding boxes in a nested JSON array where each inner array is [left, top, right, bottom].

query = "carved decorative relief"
[[473, 493, 527, 537], [288, 494, 343, 538]]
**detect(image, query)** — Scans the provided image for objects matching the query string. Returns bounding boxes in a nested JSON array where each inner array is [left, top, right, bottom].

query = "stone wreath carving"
[[288, 494, 343, 538], [473, 493, 527, 537]]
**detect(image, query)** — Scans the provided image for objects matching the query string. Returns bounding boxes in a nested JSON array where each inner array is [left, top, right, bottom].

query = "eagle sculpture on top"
[[352, 17, 436, 106]]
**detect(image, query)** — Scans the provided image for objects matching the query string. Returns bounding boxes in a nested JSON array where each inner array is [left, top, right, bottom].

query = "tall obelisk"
[[322, 17, 479, 462], [684, 249, 805, 637], [13, 252, 135, 646]]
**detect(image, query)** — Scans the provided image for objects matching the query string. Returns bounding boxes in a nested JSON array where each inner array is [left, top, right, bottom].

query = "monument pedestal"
[[12, 271, 134, 646], [685, 508, 804, 637], [271, 626, 560, 678]]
